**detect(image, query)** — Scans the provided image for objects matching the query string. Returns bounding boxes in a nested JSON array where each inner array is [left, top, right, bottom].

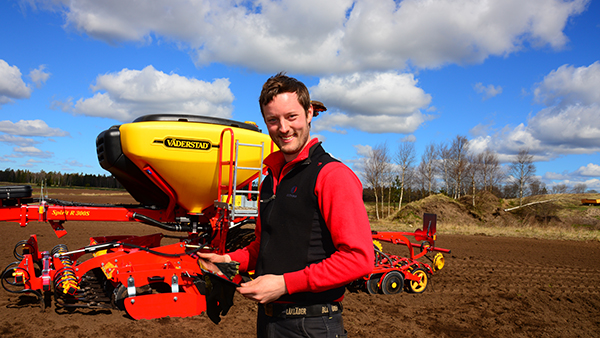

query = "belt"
[[262, 302, 343, 318]]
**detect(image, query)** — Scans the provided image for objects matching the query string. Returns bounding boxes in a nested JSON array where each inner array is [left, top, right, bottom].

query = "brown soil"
[[1, 189, 599, 337]]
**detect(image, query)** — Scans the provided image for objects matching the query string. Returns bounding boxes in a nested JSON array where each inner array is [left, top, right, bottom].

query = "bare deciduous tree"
[[464, 148, 505, 206], [571, 183, 587, 194], [414, 162, 426, 197], [479, 149, 502, 192], [466, 151, 481, 206], [508, 149, 536, 206], [395, 140, 415, 210], [437, 143, 452, 195], [529, 178, 547, 196], [362, 142, 390, 220], [383, 168, 395, 217], [551, 183, 568, 194], [449, 136, 470, 199], [419, 142, 437, 196]]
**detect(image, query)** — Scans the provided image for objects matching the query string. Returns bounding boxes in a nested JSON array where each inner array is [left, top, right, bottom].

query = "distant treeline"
[[0, 168, 123, 189]]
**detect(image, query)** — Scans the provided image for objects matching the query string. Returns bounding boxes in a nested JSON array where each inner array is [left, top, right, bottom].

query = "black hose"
[[132, 212, 193, 232], [0, 262, 40, 299], [1, 262, 25, 289], [13, 239, 33, 261], [117, 241, 204, 258]]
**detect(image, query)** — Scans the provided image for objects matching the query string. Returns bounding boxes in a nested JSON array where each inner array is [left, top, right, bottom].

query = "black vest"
[[256, 143, 345, 303]]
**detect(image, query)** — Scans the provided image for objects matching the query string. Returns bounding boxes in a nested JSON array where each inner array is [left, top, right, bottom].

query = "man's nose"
[[278, 119, 290, 133]]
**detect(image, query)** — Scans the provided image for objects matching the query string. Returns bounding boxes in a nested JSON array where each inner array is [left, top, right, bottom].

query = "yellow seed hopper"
[[97, 114, 275, 213]]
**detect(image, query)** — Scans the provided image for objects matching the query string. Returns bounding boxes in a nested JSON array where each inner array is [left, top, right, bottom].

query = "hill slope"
[[380, 192, 600, 240]]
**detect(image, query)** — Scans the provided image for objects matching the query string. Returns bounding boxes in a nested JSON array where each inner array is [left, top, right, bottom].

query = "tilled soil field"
[[1, 189, 599, 337]]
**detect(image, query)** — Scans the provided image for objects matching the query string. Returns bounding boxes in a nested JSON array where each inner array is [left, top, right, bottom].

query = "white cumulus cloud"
[[29, 65, 51, 88], [470, 61, 600, 160], [534, 61, 600, 106], [68, 65, 234, 122], [310, 72, 432, 134], [528, 104, 600, 149], [13, 146, 53, 159], [543, 163, 600, 190], [64, 159, 89, 168], [474, 83, 503, 100], [23, 0, 590, 74], [353, 144, 372, 157], [0, 135, 40, 147], [575, 163, 600, 177], [0, 120, 69, 137], [0, 59, 32, 105]]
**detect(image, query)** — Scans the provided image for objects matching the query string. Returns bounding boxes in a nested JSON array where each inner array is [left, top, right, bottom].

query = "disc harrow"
[[349, 213, 450, 295]]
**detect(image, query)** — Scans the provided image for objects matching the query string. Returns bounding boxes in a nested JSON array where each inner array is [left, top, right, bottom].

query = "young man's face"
[[263, 92, 313, 162]]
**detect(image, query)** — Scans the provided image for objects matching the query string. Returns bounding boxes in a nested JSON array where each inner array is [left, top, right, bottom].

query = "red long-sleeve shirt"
[[229, 138, 374, 296]]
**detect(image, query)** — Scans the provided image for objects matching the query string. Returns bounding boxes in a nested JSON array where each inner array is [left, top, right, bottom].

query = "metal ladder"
[[216, 128, 266, 221], [229, 139, 265, 218]]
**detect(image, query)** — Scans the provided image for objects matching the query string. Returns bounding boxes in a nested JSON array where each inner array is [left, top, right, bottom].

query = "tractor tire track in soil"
[[340, 234, 600, 338], [0, 191, 599, 337]]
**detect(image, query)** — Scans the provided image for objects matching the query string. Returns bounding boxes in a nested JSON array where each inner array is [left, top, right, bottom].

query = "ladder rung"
[[232, 210, 258, 215], [235, 190, 259, 194], [236, 166, 263, 171], [237, 142, 263, 147]]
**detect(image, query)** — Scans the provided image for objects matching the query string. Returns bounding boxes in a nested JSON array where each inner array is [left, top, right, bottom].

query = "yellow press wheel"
[[406, 268, 428, 294], [433, 253, 445, 271], [373, 240, 383, 252]]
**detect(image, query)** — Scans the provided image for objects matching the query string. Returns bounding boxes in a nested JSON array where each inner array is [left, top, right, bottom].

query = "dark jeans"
[[257, 305, 347, 338]]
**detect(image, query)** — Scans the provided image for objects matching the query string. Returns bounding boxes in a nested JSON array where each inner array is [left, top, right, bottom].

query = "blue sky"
[[1, 0, 599, 191]]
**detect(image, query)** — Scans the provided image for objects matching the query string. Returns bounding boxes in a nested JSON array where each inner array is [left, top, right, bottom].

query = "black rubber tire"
[[381, 271, 404, 295], [366, 274, 382, 295]]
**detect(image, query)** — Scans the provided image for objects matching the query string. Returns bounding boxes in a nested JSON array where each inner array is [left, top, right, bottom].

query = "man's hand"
[[238, 274, 287, 304], [197, 252, 231, 275]]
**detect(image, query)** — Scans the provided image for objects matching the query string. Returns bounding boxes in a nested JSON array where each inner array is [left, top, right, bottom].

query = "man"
[[200, 73, 373, 337]]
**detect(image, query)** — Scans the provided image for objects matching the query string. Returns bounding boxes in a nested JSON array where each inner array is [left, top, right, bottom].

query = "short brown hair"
[[259, 72, 311, 116]]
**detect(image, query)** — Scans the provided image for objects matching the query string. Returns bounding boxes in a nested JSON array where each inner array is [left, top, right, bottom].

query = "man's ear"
[[307, 104, 314, 125]]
